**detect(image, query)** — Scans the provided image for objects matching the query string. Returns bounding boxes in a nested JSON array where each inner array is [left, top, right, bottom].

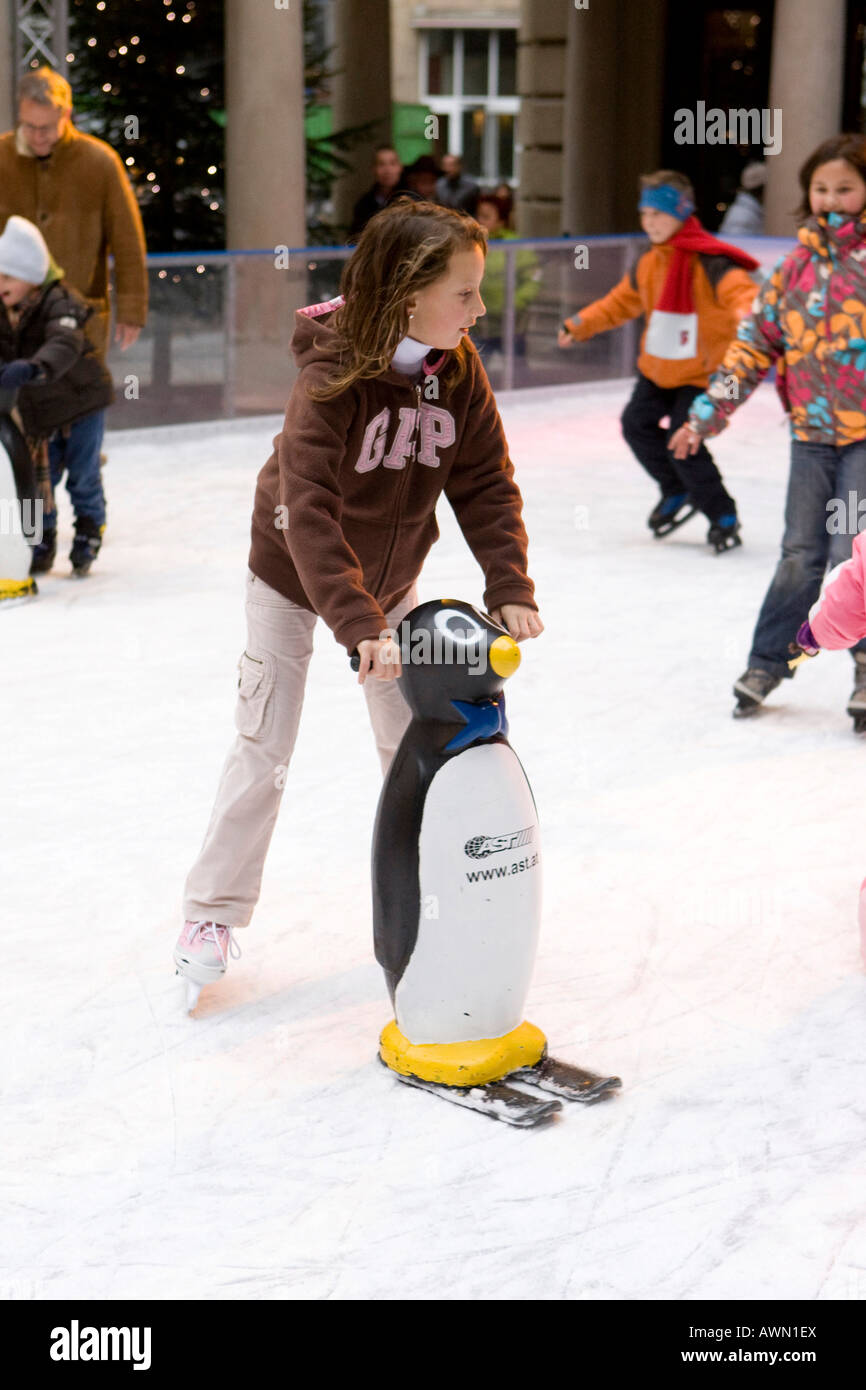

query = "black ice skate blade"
[[733, 697, 766, 719], [650, 506, 697, 538], [509, 1055, 622, 1103], [384, 1062, 561, 1127], [710, 534, 743, 554]]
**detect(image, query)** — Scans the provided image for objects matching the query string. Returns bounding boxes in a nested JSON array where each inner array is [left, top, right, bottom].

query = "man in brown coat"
[[0, 66, 148, 573]]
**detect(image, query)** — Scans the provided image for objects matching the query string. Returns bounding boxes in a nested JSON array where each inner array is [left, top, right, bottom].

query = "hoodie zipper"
[[372, 381, 422, 593]]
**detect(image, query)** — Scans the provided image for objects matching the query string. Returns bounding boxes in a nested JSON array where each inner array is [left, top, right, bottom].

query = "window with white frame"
[[418, 27, 519, 185]]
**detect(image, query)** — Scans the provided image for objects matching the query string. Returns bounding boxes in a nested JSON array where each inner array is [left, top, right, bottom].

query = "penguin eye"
[[433, 610, 483, 645]]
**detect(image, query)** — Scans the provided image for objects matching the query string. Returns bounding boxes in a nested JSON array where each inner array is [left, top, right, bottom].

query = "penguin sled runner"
[[367, 600, 621, 1127]]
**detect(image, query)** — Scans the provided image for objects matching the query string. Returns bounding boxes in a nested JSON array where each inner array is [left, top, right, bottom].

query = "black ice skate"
[[733, 667, 782, 718], [707, 515, 742, 553], [69, 517, 104, 576], [29, 526, 56, 575], [848, 651, 866, 734], [648, 491, 697, 538]]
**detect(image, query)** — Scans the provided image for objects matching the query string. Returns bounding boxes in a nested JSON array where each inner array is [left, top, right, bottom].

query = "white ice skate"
[[173, 920, 241, 1012]]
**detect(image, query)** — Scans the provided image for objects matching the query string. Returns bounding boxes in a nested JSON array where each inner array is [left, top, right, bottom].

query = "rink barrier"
[[103, 236, 794, 429]]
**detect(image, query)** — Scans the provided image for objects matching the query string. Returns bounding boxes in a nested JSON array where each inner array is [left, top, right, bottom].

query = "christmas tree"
[[68, 0, 225, 252]]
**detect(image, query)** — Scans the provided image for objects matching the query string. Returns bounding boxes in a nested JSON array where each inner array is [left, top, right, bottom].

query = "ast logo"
[[464, 827, 535, 859]]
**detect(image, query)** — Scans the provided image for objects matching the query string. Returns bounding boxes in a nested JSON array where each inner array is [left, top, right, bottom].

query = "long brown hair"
[[796, 134, 866, 222], [307, 198, 487, 401]]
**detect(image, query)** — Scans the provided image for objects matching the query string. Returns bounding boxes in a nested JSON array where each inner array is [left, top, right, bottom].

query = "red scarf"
[[657, 215, 759, 313]]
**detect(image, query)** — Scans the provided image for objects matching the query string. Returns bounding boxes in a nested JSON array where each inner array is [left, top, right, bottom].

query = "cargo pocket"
[[235, 650, 276, 740]]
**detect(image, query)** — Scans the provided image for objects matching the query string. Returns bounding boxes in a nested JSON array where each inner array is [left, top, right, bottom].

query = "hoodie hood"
[[291, 294, 449, 384]]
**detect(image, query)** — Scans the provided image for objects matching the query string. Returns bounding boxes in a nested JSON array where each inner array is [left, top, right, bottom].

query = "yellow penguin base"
[[0, 577, 37, 602], [380, 1019, 547, 1087]]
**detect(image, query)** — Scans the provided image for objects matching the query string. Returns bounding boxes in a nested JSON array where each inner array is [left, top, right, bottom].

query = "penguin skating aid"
[[0, 389, 38, 605], [365, 600, 621, 1126]]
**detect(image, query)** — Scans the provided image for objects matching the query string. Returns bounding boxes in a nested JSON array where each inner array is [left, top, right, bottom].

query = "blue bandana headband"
[[639, 185, 695, 220]]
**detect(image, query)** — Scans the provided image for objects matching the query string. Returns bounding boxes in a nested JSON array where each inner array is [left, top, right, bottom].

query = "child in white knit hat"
[[0, 214, 113, 575]]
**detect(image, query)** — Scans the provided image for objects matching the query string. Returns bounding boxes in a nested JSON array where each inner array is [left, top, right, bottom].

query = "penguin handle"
[[349, 649, 360, 672]]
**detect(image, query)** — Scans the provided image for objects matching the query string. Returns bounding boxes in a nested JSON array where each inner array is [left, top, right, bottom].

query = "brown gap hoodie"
[[249, 298, 537, 654]]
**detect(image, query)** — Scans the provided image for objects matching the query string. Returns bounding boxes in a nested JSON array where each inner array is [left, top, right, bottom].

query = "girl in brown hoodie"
[[175, 200, 543, 1006]]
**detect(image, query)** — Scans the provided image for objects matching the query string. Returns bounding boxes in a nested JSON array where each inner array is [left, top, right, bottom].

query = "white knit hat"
[[0, 215, 50, 284], [741, 162, 767, 192]]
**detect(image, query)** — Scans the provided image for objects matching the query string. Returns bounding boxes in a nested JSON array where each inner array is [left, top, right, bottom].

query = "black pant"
[[620, 374, 736, 524]]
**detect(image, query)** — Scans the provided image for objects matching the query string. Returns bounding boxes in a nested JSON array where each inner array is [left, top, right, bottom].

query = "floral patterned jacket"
[[689, 211, 866, 446]]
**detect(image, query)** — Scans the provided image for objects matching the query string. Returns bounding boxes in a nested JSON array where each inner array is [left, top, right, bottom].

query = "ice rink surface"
[[3, 378, 865, 1302]]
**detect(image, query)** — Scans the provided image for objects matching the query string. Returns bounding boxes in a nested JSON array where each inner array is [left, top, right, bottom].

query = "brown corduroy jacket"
[[249, 299, 538, 654], [0, 122, 148, 360]]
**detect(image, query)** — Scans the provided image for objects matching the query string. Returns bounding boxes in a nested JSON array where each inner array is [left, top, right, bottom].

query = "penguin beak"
[[489, 635, 521, 678]]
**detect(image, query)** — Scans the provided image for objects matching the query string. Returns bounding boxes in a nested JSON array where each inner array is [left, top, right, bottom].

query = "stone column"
[[516, 0, 567, 236], [561, 0, 665, 236], [330, 0, 392, 235], [225, 0, 304, 250], [225, 0, 305, 412], [764, 0, 846, 237], [0, 5, 15, 131]]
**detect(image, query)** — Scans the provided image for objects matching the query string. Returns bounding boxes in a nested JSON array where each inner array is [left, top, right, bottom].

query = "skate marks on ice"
[[4, 390, 866, 1299]]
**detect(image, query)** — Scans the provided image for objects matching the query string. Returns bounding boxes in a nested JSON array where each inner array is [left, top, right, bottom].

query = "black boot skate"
[[848, 651, 866, 734], [70, 516, 104, 576], [29, 526, 57, 575], [707, 514, 742, 553], [648, 491, 697, 538], [733, 667, 782, 718]]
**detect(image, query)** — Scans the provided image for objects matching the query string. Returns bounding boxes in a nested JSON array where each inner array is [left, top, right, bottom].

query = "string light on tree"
[[69, 0, 224, 252]]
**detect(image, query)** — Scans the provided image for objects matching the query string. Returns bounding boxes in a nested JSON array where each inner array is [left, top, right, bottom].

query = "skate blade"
[[175, 970, 204, 1012], [733, 699, 763, 719], [651, 506, 697, 538]]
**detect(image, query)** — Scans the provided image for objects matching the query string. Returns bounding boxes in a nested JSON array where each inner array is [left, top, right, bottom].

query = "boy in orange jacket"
[[558, 170, 759, 551]]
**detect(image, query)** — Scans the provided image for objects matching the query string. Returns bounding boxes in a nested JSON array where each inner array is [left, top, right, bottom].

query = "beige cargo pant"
[[183, 569, 416, 929]]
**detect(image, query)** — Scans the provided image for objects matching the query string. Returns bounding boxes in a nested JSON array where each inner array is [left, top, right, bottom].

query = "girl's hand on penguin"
[[490, 605, 544, 641], [356, 636, 403, 684], [557, 328, 576, 349], [668, 424, 702, 459]]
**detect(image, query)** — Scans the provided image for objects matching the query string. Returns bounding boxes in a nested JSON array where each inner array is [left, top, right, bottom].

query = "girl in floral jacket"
[[670, 134, 866, 723]]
